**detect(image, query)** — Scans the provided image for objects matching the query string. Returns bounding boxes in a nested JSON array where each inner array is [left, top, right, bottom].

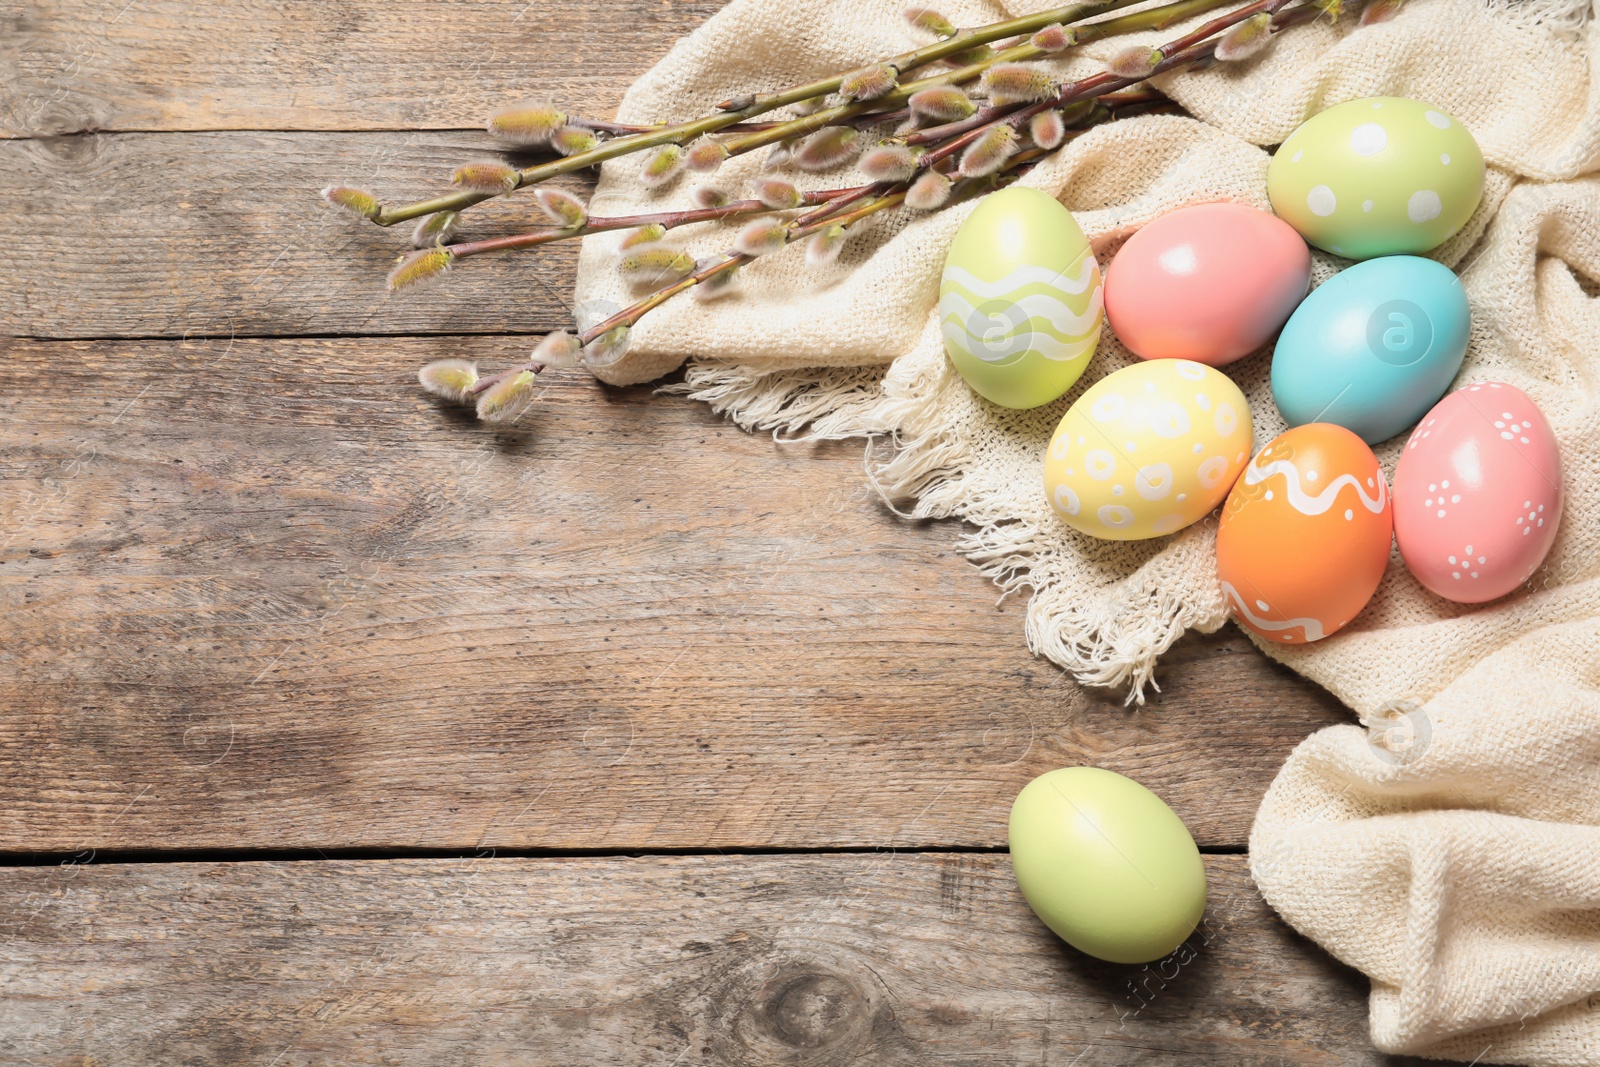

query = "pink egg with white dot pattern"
[[1393, 382, 1561, 603]]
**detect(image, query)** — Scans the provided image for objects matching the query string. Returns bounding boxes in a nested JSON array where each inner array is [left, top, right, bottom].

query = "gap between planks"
[[0, 843, 1254, 868]]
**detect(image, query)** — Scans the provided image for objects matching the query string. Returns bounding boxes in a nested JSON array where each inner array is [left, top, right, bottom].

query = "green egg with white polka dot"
[[1267, 97, 1484, 260]]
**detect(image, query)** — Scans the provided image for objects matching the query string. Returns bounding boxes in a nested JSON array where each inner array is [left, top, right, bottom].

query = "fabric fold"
[[1253, 606, 1600, 1062]]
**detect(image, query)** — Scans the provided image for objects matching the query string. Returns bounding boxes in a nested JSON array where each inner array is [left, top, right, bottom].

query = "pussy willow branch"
[[393, 0, 1363, 425], [423, 90, 1156, 280], [572, 143, 1070, 349], [917, 0, 1292, 168], [442, 185, 869, 261], [573, 117, 788, 135], [573, 191, 906, 346], [572, 186, 906, 344], [576, 110, 921, 136], [717, 0, 1242, 159], [369, 0, 1148, 226], [553, 0, 1324, 357], [712, 38, 1038, 157]]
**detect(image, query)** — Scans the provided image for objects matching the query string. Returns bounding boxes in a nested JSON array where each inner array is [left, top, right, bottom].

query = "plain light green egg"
[[1009, 767, 1206, 964], [1268, 96, 1484, 259], [939, 186, 1103, 409]]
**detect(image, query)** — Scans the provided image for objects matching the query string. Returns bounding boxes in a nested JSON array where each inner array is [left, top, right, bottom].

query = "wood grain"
[[1, 0, 728, 137], [0, 336, 1349, 853], [0, 0, 1396, 1055], [5, 130, 603, 339], [0, 0, 1360, 850], [0, 853, 1427, 1066]]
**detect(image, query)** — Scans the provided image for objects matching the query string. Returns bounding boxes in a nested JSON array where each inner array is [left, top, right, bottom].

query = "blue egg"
[[1271, 256, 1469, 444]]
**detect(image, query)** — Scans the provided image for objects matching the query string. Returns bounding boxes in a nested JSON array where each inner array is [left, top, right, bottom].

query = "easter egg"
[[1009, 767, 1206, 964], [1394, 382, 1562, 603], [1216, 424, 1392, 644], [1043, 360, 1253, 540], [1267, 96, 1485, 259], [940, 186, 1104, 409], [1272, 255, 1469, 445], [1104, 202, 1310, 366]]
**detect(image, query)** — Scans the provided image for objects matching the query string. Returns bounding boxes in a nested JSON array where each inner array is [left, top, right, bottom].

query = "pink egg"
[[1394, 382, 1562, 603], [1104, 202, 1311, 367]]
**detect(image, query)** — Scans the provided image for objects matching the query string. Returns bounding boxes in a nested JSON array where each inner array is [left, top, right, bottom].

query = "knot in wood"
[[764, 971, 868, 1049]]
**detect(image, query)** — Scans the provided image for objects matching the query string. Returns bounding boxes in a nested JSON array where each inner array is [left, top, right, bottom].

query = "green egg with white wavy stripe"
[[940, 187, 1103, 409]]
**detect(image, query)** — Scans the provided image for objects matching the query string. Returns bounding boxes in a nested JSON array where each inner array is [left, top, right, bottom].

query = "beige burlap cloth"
[[572, 0, 1600, 1060]]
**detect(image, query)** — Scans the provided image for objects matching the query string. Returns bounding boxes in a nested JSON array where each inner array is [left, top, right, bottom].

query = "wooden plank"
[[5, 130, 599, 339], [1, 0, 728, 137], [0, 853, 1425, 1065], [0, 336, 1349, 853]]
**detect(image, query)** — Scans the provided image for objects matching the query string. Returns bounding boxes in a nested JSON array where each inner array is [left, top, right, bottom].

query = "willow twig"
[[713, 0, 1225, 160], [369, 0, 1147, 226], [571, 189, 895, 343], [395, 89, 1164, 291], [396, 0, 1353, 423], [918, 0, 1295, 171], [563, 0, 1323, 353], [440, 186, 869, 261], [574, 150, 1052, 346]]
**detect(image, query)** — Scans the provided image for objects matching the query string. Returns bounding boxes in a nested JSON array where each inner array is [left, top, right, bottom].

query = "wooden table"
[[0, 3, 1431, 1062]]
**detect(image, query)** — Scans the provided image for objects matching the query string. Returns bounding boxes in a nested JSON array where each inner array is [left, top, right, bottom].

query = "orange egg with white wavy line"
[[1216, 424, 1392, 644]]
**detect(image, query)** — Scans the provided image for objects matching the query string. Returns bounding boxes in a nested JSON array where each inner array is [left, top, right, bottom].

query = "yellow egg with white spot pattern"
[[1043, 360, 1254, 540]]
